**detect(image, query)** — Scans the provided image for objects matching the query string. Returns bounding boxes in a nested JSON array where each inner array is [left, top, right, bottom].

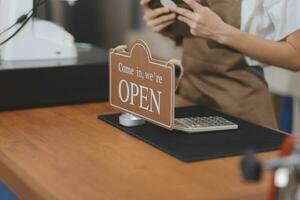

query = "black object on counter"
[[0, 45, 108, 111], [99, 105, 287, 162], [241, 152, 263, 182]]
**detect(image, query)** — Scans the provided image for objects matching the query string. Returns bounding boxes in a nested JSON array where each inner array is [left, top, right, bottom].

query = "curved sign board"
[[109, 40, 175, 129]]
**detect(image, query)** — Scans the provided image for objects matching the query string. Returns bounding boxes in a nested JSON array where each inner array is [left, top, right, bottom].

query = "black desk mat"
[[99, 106, 287, 162]]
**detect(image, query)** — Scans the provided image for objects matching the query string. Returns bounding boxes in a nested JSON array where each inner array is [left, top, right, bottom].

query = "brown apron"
[[172, 0, 278, 128]]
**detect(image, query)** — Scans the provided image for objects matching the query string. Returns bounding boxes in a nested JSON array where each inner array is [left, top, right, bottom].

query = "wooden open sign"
[[109, 40, 175, 129]]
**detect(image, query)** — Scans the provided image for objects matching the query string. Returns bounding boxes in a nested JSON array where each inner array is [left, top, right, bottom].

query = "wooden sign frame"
[[109, 40, 175, 129]]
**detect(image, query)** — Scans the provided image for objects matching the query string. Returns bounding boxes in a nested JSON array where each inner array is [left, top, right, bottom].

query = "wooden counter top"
[[0, 99, 276, 200]]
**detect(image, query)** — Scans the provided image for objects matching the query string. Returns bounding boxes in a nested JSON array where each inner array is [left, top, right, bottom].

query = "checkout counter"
[[0, 98, 281, 200], [0, 41, 289, 200]]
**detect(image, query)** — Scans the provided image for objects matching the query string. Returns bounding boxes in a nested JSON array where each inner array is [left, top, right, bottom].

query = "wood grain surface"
[[0, 98, 277, 200]]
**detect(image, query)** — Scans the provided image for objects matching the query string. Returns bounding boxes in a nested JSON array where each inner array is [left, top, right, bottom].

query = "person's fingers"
[[172, 7, 194, 20], [144, 7, 170, 20], [152, 20, 175, 32], [178, 15, 197, 30], [183, 0, 204, 11], [147, 13, 176, 28], [140, 0, 151, 10]]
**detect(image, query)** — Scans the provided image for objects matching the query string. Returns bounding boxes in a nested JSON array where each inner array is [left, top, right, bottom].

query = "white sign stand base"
[[119, 113, 146, 127]]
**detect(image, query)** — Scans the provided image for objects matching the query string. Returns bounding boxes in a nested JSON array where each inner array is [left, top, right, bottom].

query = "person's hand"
[[172, 0, 228, 42], [140, 0, 176, 33]]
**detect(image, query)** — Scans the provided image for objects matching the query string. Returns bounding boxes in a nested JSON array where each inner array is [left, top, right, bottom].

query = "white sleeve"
[[265, 0, 300, 41]]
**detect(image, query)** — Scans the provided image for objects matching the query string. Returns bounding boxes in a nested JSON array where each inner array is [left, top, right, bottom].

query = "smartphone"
[[149, 0, 207, 9], [160, 0, 177, 8], [149, 0, 187, 9], [149, 0, 190, 38]]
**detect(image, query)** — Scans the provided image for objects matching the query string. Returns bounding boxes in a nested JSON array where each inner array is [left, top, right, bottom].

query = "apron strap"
[[167, 59, 184, 90], [112, 45, 128, 53]]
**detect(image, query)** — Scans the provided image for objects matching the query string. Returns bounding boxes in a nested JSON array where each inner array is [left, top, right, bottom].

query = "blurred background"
[[36, 0, 183, 59], [35, 0, 300, 134], [38, 0, 140, 48]]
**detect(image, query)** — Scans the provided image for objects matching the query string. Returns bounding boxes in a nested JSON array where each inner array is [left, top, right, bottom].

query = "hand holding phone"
[[141, 0, 177, 33], [148, 0, 191, 37]]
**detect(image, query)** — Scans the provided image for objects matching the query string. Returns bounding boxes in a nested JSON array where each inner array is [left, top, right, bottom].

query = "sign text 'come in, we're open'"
[[109, 40, 175, 129]]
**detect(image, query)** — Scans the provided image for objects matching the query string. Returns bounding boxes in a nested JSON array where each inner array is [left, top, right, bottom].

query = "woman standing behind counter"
[[140, 0, 300, 128]]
